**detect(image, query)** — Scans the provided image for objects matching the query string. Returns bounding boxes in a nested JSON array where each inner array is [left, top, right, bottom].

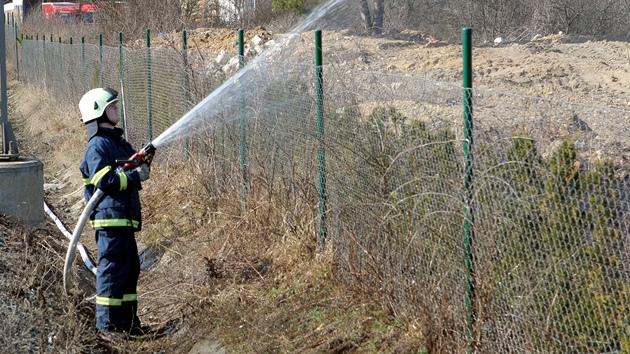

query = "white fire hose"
[[43, 200, 98, 278]]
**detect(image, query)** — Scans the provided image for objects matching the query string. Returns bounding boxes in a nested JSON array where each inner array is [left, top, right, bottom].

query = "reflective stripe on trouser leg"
[[96, 296, 122, 306], [95, 228, 139, 332]]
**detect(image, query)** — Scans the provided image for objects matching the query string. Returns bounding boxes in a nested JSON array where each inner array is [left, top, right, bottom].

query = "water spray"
[[63, 0, 352, 294], [147, 0, 348, 149], [63, 142, 156, 295]]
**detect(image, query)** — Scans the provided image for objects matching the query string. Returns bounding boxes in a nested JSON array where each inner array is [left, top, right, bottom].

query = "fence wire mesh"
[[471, 90, 630, 353], [8, 27, 630, 353]]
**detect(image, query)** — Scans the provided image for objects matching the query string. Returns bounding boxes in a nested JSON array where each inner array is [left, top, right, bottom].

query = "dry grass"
[[2, 75, 425, 353]]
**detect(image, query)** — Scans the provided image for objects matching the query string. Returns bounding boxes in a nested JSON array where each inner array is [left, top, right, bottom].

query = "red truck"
[[42, 2, 100, 24], [42, 2, 77, 23], [75, 2, 98, 23]]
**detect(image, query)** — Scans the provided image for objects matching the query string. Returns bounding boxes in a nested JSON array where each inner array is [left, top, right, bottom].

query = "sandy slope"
[[151, 27, 630, 110]]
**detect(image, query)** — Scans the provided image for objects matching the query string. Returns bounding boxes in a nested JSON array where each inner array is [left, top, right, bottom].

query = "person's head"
[[79, 87, 120, 127]]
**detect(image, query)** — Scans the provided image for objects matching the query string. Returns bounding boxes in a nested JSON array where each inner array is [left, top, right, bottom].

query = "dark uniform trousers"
[[95, 227, 141, 331]]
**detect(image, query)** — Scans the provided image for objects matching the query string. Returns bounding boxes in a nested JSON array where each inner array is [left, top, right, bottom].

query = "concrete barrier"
[[0, 158, 45, 228]]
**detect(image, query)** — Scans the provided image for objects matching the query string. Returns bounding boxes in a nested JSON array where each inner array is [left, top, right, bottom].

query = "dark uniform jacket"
[[80, 127, 143, 231]]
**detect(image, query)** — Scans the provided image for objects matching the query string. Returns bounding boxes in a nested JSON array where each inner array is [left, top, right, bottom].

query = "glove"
[[136, 163, 150, 181]]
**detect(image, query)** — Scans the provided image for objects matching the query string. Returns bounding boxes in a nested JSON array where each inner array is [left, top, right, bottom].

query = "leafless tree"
[[358, 0, 384, 35]]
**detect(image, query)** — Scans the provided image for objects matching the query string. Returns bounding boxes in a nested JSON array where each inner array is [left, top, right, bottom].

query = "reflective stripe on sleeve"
[[117, 169, 128, 191], [96, 296, 122, 306], [91, 166, 112, 186]]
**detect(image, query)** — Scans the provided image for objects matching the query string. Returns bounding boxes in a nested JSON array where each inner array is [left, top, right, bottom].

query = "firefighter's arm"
[[86, 145, 140, 192]]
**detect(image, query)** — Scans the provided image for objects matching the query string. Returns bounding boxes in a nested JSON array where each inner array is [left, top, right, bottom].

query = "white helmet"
[[79, 87, 119, 124]]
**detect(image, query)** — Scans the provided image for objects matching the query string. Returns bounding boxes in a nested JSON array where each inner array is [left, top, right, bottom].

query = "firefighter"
[[78, 87, 150, 341]]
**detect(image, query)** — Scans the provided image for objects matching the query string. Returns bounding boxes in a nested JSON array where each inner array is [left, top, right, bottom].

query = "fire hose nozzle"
[[140, 142, 156, 163]]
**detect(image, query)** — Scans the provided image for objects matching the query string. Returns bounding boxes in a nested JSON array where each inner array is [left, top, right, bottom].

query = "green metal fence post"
[[462, 27, 476, 354], [49, 34, 53, 89], [70, 37, 73, 94], [182, 30, 189, 160], [58, 37, 62, 91], [146, 29, 152, 142], [315, 29, 328, 251], [118, 32, 126, 134], [238, 28, 248, 212], [238, 29, 244, 68], [98, 34, 103, 87], [14, 23, 19, 80], [42, 35, 46, 90], [81, 36, 85, 93]]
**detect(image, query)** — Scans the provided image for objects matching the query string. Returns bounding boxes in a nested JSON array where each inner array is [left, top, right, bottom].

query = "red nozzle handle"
[[116, 142, 156, 171], [119, 153, 144, 171]]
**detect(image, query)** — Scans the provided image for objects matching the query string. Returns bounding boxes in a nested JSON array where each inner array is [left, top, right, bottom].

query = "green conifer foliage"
[[328, 105, 463, 329], [536, 141, 629, 353], [477, 135, 546, 350]]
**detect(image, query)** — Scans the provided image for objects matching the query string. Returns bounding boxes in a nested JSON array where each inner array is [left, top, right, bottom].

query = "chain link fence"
[[6, 24, 630, 353]]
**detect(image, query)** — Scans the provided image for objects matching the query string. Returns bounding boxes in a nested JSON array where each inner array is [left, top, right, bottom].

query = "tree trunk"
[[359, 0, 373, 35], [372, 0, 384, 35]]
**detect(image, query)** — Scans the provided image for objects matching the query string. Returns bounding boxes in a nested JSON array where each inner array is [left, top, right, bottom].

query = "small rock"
[[251, 35, 264, 46]]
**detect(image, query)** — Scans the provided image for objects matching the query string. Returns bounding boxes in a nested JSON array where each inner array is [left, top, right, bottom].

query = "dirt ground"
[[154, 27, 630, 108], [2, 27, 630, 353], [155, 27, 630, 162]]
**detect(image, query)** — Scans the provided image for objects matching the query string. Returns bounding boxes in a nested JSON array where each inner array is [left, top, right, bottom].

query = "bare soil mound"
[[158, 28, 630, 110], [133, 26, 273, 53]]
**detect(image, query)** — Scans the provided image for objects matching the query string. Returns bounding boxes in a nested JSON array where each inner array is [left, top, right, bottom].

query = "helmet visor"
[[103, 87, 119, 102]]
